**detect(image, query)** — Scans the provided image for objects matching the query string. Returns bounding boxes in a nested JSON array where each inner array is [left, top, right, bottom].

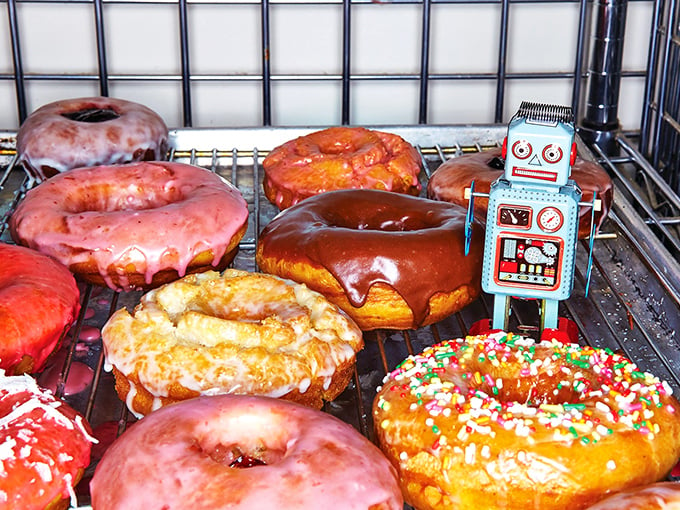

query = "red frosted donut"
[[17, 96, 168, 182], [586, 482, 680, 509], [10, 161, 249, 291], [256, 189, 483, 330], [90, 394, 403, 509], [427, 147, 613, 239], [263, 126, 422, 210], [0, 243, 80, 375], [0, 372, 95, 510]]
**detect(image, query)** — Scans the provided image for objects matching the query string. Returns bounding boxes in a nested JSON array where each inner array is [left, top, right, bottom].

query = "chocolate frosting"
[[257, 189, 483, 328]]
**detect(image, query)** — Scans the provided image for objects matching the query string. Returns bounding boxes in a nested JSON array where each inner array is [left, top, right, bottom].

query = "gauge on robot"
[[537, 207, 563, 232], [498, 206, 531, 228]]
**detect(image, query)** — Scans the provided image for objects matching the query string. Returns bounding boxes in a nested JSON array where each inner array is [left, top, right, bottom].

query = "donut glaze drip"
[[9, 162, 249, 291], [427, 148, 613, 238], [61, 108, 120, 123], [373, 332, 680, 510], [257, 189, 483, 328], [90, 395, 403, 509]]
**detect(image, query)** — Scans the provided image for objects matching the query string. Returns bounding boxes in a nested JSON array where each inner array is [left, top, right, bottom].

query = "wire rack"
[[1, 124, 680, 506]]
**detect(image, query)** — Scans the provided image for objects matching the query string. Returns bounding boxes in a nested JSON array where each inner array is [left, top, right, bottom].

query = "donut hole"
[[470, 370, 583, 406], [61, 107, 120, 123], [61, 184, 184, 214], [324, 209, 443, 233], [191, 441, 285, 468]]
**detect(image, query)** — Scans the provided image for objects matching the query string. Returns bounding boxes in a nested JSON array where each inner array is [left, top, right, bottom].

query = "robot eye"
[[542, 144, 563, 163], [511, 140, 532, 159]]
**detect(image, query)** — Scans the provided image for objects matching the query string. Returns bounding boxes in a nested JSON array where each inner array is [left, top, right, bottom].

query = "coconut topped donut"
[[17, 96, 168, 181], [373, 332, 680, 510]]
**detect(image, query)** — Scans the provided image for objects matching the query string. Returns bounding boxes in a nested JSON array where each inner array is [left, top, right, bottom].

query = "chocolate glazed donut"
[[256, 189, 484, 330], [427, 148, 613, 239]]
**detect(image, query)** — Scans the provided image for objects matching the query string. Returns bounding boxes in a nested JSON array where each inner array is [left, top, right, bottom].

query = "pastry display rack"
[[1, 122, 680, 507]]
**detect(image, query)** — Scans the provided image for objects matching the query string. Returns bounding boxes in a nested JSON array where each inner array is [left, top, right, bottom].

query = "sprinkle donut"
[[10, 161, 249, 291], [90, 394, 404, 510], [0, 372, 95, 510], [262, 126, 422, 210], [0, 243, 80, 375], [101, 269, 364, 416], [373, 332, 680, 510], [17, 96, 168, 182]]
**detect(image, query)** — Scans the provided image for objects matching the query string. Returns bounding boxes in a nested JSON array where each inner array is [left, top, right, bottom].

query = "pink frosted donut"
[[586, 482, 680, 509], [17, 96, 168, 181], [10, 161, 249, 291], [90, 394, 403, 509]]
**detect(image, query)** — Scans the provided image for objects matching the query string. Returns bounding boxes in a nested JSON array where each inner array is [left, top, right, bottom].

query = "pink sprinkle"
[[639, 426, 650, 434], [628, 403, 643, 411], [668, 405, 676, 414], [520, 368, 530, 377]]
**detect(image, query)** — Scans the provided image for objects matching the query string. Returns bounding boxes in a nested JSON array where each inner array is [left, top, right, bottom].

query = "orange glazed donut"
[[0, 372, 95, 510], [427, 147, 614, 238], [17, 96, 168, 182], [0, 243, 80, 375], [373, 332, 680, 510], [101, 269, 364, 416], [262, 126, 422, 210], [90, 394, 404, 510], [10, 161, 248, 291], [586, 482, 680, 509], [256, 189, 483, 331]]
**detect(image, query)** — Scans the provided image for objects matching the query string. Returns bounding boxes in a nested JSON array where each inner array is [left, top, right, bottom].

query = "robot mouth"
[[511, 166, 558, 182]]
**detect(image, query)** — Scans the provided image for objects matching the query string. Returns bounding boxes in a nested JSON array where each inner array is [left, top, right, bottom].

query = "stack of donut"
[[373, 332, 680, 510]]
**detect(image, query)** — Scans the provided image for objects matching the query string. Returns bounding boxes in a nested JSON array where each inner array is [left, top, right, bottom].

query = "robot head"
[[501, 102, 577, 188]]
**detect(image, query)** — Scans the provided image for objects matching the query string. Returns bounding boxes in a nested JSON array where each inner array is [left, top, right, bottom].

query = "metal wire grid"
[[2, 0, 654, 129]]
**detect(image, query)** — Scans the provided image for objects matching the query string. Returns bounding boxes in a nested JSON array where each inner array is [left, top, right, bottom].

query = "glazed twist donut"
[[10, 161, 248, 291], [373, 332, 680, 510], [427, 147, 613, 238], [263, 126, 422, 210], [17, 96, 168, 181], [101, 269, 364, 416], [90, 394, 403, 509], [256, 189, 483, 330], [0, 243, 80, 375]]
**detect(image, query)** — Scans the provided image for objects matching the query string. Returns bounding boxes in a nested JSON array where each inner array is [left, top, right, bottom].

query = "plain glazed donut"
[[90, 394, 404, 510], [17, 96, 168, 182], [373, 332, 680, 510], [256, 189, 483, 331], [586, 482, 680, 509], [0, 243, 80, 375], [101, 269, 364, 416], [263, 126, 422, 210], [9, 161, 248, 291], [427, 147, 614, 238], [0, 372, 95, 510]]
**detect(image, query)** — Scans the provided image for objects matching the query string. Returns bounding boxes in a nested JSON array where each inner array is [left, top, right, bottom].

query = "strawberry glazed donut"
[[373, 332, 680, 510], [427, 147, 613, 238], [256, 189, 484, 331], [90, 394, 404, 510], [0, 372, 95, 510], [0, 243, 80, 375], [17, 96, 169, 182], [9, 161, 248, 291], [262, 126, 422, 210]]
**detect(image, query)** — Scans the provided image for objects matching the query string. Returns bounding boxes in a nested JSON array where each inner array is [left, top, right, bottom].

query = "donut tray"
[[1, 125, 680, 507]]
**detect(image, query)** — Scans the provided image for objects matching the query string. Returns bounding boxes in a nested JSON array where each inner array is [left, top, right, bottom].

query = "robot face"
[[502, 134, 576, 186]]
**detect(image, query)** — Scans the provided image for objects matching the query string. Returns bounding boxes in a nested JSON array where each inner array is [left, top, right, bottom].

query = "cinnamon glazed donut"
[[427, 147, 613, 238], [0, 372, 95, 510], [262, 126, 422, 210], [17, 96, 168, 181], [90, 394, 403, 510], [9, 161, 248, 291], [0, 243, 80, 375], [586, 482, 680, 509], [101, 270, 364, 416], [373, 332, 680, 510], [256, 189, 483, 330]]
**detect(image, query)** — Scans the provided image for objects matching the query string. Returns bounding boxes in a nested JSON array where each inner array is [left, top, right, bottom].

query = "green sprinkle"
[[435, 352, 458, 360], [492, 386, 499, 395], [568, 426, 579, 438], [432, 425, 440, 434], [581, 436, 591, 444], [614, 362, 626, 369], [564, 403, 586, 411], [640, 397, 652, 405], [632, 371, 645, 379]]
